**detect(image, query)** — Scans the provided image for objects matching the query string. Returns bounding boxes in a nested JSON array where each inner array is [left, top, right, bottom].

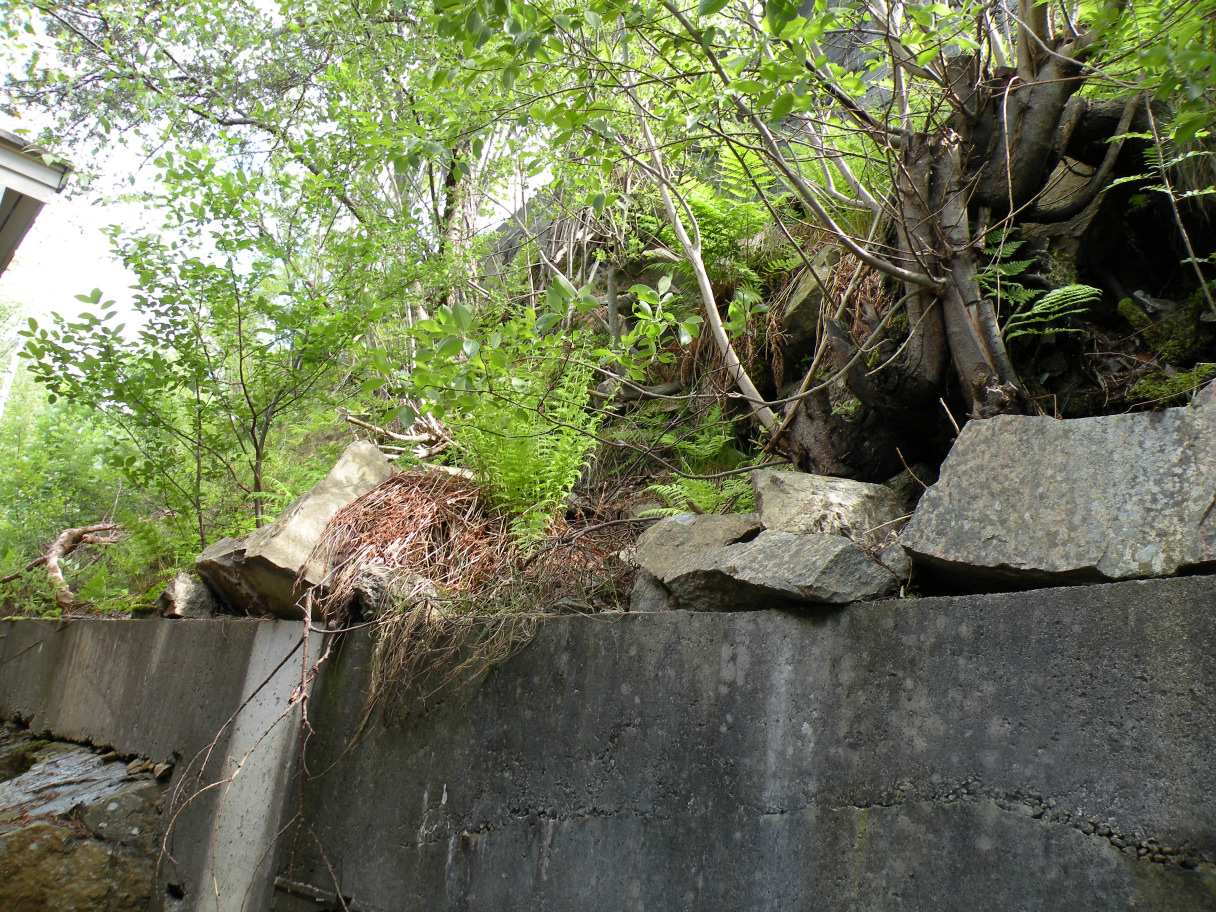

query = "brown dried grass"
[[309, 469, 633, 718]]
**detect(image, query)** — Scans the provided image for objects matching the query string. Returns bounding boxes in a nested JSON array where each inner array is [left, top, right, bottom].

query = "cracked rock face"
[[901, 397, 1216, 587]]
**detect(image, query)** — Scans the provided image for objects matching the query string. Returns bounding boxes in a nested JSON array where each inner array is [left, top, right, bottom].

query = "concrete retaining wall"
[[0, 618, 307, 912], [283, 575, 1216, 911], [3, 575, 1216, 911]]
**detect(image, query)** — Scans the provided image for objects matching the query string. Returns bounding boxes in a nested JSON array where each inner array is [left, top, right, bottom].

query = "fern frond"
[[1002, 284, 1100, 343]]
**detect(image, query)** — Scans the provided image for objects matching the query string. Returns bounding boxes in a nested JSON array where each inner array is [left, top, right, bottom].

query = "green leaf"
[[698, 0, 731, 16], [770, 92, 795, 120], [436, 336, 464, 358], [451, 300, 474, 332]]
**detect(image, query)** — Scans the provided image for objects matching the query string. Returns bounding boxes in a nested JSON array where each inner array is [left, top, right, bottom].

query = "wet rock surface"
[[0, 724, 165, 912], [901, 396, 1216, 587]]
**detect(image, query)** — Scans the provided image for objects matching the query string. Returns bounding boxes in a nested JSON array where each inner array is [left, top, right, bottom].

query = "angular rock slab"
[[634, 513, 763, 583], [752, 469, 906, 546], [197, 440, 393, 617], [195, 536, 274, 617], [901, 399, 1216, 586], [645, 526, 897, 611]]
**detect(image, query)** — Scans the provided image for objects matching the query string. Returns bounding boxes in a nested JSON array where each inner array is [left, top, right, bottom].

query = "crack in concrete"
[[832, 784, 1214, 871]]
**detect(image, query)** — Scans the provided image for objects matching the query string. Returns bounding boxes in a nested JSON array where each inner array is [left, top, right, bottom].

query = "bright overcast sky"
[[0, 188, 143, 325]]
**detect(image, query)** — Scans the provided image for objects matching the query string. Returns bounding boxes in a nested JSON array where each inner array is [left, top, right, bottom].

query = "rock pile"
[[632, 469, 909, 611]]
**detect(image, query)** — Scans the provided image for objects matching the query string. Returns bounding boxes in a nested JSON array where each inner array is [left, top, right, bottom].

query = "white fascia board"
[[0, 164, 58, 203], [0, 133, 71, 199]]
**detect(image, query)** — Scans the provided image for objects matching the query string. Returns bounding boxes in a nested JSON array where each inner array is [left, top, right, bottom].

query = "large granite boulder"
[[752, 469, 907, 546], [196, 440, 394, 618], [634, 514, 898, 610], [901, 395, 1216, 587]]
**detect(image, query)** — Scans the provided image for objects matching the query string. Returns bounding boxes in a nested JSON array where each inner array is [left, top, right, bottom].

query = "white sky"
[[0, 189, 143, 325]]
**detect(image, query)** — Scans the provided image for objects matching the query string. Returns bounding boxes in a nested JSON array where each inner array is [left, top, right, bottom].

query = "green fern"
[[1003, 284, 1100, 342], [641, 406, 760, 516], [447, 350, 601, 544]]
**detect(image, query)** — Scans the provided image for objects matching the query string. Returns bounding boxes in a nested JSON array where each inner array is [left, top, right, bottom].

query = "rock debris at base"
[[0, 724, 166, 912]]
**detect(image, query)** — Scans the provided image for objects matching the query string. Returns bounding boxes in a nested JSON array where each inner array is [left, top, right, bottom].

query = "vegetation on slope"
[[0, 0, 1212, 616]]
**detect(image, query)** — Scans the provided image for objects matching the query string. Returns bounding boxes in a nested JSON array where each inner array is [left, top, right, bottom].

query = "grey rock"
[[752, 469, 906, 546], [195, 441, 393, 618], [901, 404, 1216, 587], [884, 463, 938, 515], [239, 441, 393, 617], [629, 568, 671, 612], [156, 572, 218, 619], [634, 513, 763, 583], [781, 245, 839, 356], [877, 541, 913, 584], [1192, 380, 1215, 409], [663, 530, 898, 610], [194, 537, 272, 617]]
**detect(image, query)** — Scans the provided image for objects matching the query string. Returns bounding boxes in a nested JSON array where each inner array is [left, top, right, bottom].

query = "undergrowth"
[[642, 406, 763, 516]]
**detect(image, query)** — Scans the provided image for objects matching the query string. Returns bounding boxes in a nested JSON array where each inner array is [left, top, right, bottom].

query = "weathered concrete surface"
[[0, 618, 306, 912], [901, 400, 1216, 587], [279, 575, 1216, 912]]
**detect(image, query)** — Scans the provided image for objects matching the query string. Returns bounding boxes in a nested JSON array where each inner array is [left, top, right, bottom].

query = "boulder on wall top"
[[631, 470, 905, 612], [195, 440, 393, 618], [901, 388, 1216, 588]]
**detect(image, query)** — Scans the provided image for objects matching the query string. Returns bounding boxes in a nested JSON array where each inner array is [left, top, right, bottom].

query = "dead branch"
[[0, 522, 122, 608]]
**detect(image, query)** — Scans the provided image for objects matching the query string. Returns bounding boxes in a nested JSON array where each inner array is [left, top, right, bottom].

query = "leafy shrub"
[[445, 348, 602, 543]]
